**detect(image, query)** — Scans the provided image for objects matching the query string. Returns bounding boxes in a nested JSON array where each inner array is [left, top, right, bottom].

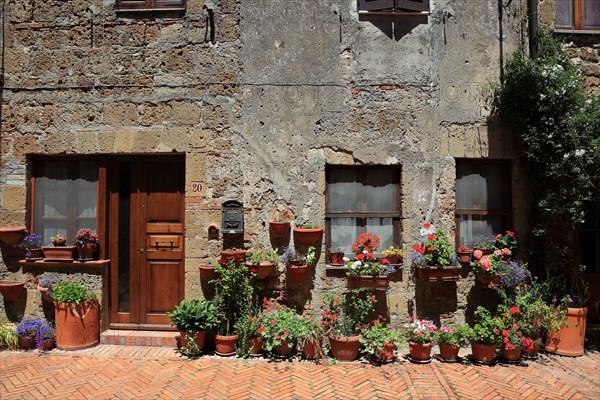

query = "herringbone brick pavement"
[[1, 346, 598, 399]]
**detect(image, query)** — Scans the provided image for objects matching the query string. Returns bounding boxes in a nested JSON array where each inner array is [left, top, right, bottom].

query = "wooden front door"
[[109, 155, 185, 329]]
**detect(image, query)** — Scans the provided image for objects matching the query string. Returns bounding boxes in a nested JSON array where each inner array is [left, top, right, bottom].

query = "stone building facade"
[[0, 1, 595, 329]]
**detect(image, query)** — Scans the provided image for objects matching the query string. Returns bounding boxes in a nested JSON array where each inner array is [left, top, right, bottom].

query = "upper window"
[[326, 165, 401, 256], [455, 160, 512, 248], [33, 160, 98, 246], [555, 0, 600, 30], [116, 0, 186, 12], [358, 0, 430, 12]]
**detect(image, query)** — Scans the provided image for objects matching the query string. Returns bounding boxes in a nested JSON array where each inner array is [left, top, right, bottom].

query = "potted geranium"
[[322, 290, 376, 361], [360, 318, 404, 363], [456, 245, 472, 263], [467, 306, 501, 365], [495, 303, 535, 362], [493, 231, 517, 256], [346, 232, 394, 289], [235, 310, 266, 357], [212, 254, 255, 356], [403, 318, 437, 362], [434, 324, 469, 362], [166, 299, 218, 356], [19, 233, 44, 260], [411, 223, 461, 281], [473, 236, 495, 255], [472, 250, 530, 288], [52, 281, 99, 350], [74, 228, 99, 261], [297, 306, 327, 360], [260, 307, 304, 358], [269, 208, 293, 236], [246, 248, 278, 280]]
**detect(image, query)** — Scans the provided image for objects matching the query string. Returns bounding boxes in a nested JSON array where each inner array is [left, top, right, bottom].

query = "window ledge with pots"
[[19, 259, 110, 267]]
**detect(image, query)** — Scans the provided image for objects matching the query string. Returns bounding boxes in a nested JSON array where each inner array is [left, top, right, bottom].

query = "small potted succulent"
[[44, 233, 76, 261], [19, 233, 44, 260], [269, 208, 293, 236]]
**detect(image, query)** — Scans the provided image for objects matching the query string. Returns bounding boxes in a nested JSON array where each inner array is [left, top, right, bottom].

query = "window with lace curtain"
[[33, 159, 99, 246], [455, 160, 512, 248], [325, 165, 401, 258]]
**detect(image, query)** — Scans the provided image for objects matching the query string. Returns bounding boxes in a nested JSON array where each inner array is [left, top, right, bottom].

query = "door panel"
[[109, 155, 184, 330]]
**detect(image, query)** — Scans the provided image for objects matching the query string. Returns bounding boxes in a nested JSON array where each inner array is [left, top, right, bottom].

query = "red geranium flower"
[[257, 327, 265, 334], [510, 306, 520, 315], [428, 234, 436, 241], [271, 319, 277, 325], [423, 223, 431, 228], [381, 258, 389, 264], [356, 253, 365, 261]]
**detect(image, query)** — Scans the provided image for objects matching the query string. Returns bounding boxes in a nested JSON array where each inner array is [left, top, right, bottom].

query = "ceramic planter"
[[329, 252, 345, 266], [246, 261, 274, 280], [198, 264, 218, 282], [55, 300, 100, 350], [179, 330, 207, 352], [500, 346, 522, 362], [77, 243, 96, 260], [545, 307, 587, 357], [408, 341, 432, 361], [471, 343, 497, 364], [25, 249, 44, 260], [247, 336, 263, 356], [273, 338, 295, 357], [374, 343, 397, 363], [18, 335, 36, 349], [438, 344, 460, 362], [38, 338, 55, 351], [220, 250, 246, 265], [37, 285, 53, 303], [475, 273, 502, 287], [0, 226, 27, 246], [0, 280, 25, 301], [347, 274, 389, 290], [416, 265, 461, 282], [286, 264, 310, 284], [269, 221, 290, 237], [215, 334, 239, 356], [329, 334, 361, 362], [293, 227, 323, 246], [43, 246, 76, 261], [302, 338, 323, 359], [457, 251, 472, 263]]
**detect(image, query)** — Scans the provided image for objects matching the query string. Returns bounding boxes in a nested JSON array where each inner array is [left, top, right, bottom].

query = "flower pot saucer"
[[499, 357, 526, 365], [434, 354, 463, 363], [403, 354, 432, 364], [368, 354, 396, 364], [467, 355, 497, 366], [215, 350, 236, 357]]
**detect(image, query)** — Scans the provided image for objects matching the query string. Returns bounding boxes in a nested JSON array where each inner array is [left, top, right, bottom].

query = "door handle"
[[140, 248, 145, 254]]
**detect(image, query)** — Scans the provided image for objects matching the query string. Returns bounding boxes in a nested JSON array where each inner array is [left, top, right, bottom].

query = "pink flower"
[[501, 248, 510, 255], [473, 250, 483, 259], [494, 249, 502, 257], [271, 319, 277, 325], [506, 231, 515, 237], [263, 297, 268, 305], [496, 234, 502, 239], [480, 256, 491, 271]]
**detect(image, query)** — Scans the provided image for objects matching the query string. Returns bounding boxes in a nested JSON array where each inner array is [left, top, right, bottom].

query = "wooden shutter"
[[358, 0, 395, 11], [396, 0, 430, 12]]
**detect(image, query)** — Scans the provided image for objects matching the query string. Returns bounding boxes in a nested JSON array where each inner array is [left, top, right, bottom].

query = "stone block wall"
[[2, 1, 532, 326]]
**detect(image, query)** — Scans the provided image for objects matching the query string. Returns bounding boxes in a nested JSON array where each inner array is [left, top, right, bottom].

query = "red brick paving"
[[1, 346, 599, 399]]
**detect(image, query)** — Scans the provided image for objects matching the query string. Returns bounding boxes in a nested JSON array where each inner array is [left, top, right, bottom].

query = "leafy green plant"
[[166, 299, 218, 333], [411, 223, 459, 267], [52, 281, 96, 303], [299, 223, 320, 229], [493, 231, 517, 256], [260, 307, 304, 352], [468, 306, 501, 346], [434, 324, 470, 347], [322, 290, 376, 337], [360, 318, 404, 353], [305, 246, 317, 266], [265, 248, 279, 264], [249, 250, 263, 265], [403, 318, 437, 344], [0, 322, 18, 350]]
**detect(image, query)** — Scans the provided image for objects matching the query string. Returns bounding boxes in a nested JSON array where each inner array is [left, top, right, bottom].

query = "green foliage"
[[212, 256, 255, 335], [468, 306, 501, 346], [0, 322, 18, 350], [403, 318, 438, 344], [360, 319, 404, 353], [166, 299, 218, 332], [52, 281, 95, 303], [322, 290, 376, 336], [412, 224, 458, 267], [433, 324, 470, 347], [260, 308, 304, 352]]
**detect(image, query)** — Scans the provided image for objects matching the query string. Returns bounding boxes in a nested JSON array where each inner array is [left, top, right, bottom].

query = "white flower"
[[575, 149, 585, 157], [564, 153, 569, 159], [539, 94, 546, 100], [362, 250, 368, 255], [343, 257, 349, 262]]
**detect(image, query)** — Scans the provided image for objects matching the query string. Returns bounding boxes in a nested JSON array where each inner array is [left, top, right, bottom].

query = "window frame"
[[555, 0, 600, 31], [115, 0, 186, 13], [30, 156, 108, 260], [358, 0, 430, 13], [325, 165, 402, 261], [454, 159, 513, 249]]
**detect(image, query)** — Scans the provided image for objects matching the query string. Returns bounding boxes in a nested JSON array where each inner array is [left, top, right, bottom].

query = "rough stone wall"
[[2, 1, 529, 326]]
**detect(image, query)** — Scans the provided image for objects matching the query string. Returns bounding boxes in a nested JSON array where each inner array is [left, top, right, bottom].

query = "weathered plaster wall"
[[1, 0, 529, 325]]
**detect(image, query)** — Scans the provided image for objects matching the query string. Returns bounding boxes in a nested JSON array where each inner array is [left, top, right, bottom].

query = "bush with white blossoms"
[[403, 318, 438, 344]]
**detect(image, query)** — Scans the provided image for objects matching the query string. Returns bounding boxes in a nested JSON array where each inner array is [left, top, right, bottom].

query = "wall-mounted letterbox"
[[222, 200, 244, 234]]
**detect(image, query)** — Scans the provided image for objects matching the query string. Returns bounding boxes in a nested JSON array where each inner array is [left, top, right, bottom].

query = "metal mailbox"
[[221, 200, 244, 234]]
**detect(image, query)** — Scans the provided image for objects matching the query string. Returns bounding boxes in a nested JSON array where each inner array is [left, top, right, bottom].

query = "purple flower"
[[15, 318, 55, 349]]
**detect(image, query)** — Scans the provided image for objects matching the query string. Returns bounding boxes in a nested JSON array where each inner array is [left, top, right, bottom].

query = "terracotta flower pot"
[[37, 285, 53, 303], [438, 343, 460, 362], [457, 251, 472, 263], [179, 330, 207, 352], [329, 252, 345, 266], [0, 226, 27, 246], [501, 346, 522, 362], [247, 336, 263, 356], [409, 341, 432, 361], [26, 249, 44, 260], [293, 227, 323, 246], [198, 264, 218, 282], [273, 338, 295, 357], [347, 275, 389, 290], [329, 334, 361, 362], [286, 264, 310, 284], [471, 343, 497, 364], [246, 261, 274, 280], [302, 338, 323, 359], [215, 334, 239, 356], [474, 247, 493, 256], [18, 336, 36, 350], [375, 342, 397, 363], [475, 273, 502, 287], [54, 300, 100, 350], [43, 246, 76, 261], [416, 265, 461, 282], [220, 251, 246, 265], [545, 307, 587, 357], [77, 243, 96, 260], [38, 338, 55, 351], [269, 221, 290, 237], [0, 280, 25, 301]]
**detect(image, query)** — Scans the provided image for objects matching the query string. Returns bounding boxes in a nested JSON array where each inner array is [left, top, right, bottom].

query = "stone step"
[[100, 329, 179, 347]]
